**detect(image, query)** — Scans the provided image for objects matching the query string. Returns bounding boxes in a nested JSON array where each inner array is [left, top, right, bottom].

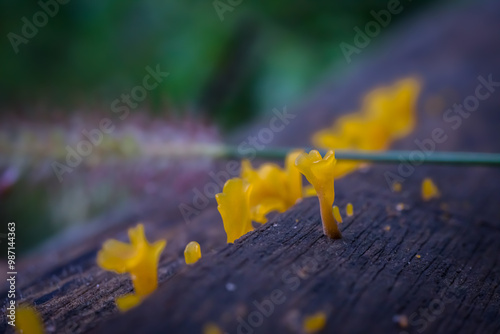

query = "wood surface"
[[1, 0, 500, 333]]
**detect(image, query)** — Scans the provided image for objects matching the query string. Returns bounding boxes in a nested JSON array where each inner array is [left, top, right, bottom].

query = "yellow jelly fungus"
[[97, 224, 166, 310], [363, 78, 420, 139], [240, 150, 304, 224], [303, 311, 327, 334], [384, 225, 391, 232], [346, 202, 354, 217], [216, 178, 253, 243], [295, 150, 342, 239], [312, 78, 421, 179], [203, 323, 223, 334], [184, 241, 202, 265], [115, 293, 143, 312], [416, 254, 421, 259], [303, 185, 317, 197], [392, 182, 402, 192], [16, 306, 44, 334], [284, 149, 305, 204], [312, 116, 391, 178], [332, 205, 343, 223], [421, 178, 440, 201]]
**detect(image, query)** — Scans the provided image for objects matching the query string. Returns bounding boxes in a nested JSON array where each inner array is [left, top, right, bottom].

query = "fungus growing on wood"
[[312, 116, 391, 178], [312, 78, 421, 178], [363, 77, 420, 139], [392, 182, 402, 192], [97, 224, 166, 311], [184, 241, 202, 264], [295, 150, 342, 239], [346, 203, 354, 217], [203, 322, 223, 334], [421, 177, 440, 201], [215, 178, 253, 243], [240, 149, 303, 223], [115, 294, 143, 312], [216, 151, 309, 243], [303, 311, 327, 333], [332, 205, 343, 223], [303, 185, 317, 197], [16, 306, 44, 334]]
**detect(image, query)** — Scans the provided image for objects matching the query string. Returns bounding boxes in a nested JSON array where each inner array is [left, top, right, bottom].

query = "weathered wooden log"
[[2, 0, 500, 333], [96, 166, 500, 334]]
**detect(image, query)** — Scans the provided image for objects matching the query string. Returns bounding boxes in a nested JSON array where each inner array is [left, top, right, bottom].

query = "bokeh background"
[[1, 0, 444, 255]]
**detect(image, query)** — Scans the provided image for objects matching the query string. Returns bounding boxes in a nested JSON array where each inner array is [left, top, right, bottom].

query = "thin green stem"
[[5, 142, 500, 166], [214, 145, 500, 167]]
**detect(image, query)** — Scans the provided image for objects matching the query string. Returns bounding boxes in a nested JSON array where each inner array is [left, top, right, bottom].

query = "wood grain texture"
[[95, 165, 500, 334]]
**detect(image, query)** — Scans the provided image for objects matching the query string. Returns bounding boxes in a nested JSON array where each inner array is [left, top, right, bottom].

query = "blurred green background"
[[1, 0, 439, 128], [1, 0, 441, 254]]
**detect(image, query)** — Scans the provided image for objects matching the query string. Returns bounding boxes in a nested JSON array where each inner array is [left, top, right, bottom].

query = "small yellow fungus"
[[346, 203, 354, 217], [295, 150, 341, 239], [16, 306, 44, 334], [303, 185, 317, 197], [421, 178, 440, 201], [240, 150, 304, 224], [416, 254, 421, 259], [251, 198, 287, 224], [364, 78, 420, 139], [383, 225, 391, 232], [216, 178, 253, 243], [284, 149, 305, 204], [115, 293, 143, 312], [217, 151, 311, 239], [392, 182, 402, 192], [332, 205, 343, 223], [312, 116, 391, 178], [203, 323, 223, 334], [97, 224, 166, 310], [303, 311, 327, 333], [241, 160, 287, 222], [312, 78, 421, 179], [184, 241, 202, 265]]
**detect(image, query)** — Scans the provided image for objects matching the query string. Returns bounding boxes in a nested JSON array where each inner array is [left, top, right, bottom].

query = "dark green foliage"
[[0, 0, 436, 128]]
